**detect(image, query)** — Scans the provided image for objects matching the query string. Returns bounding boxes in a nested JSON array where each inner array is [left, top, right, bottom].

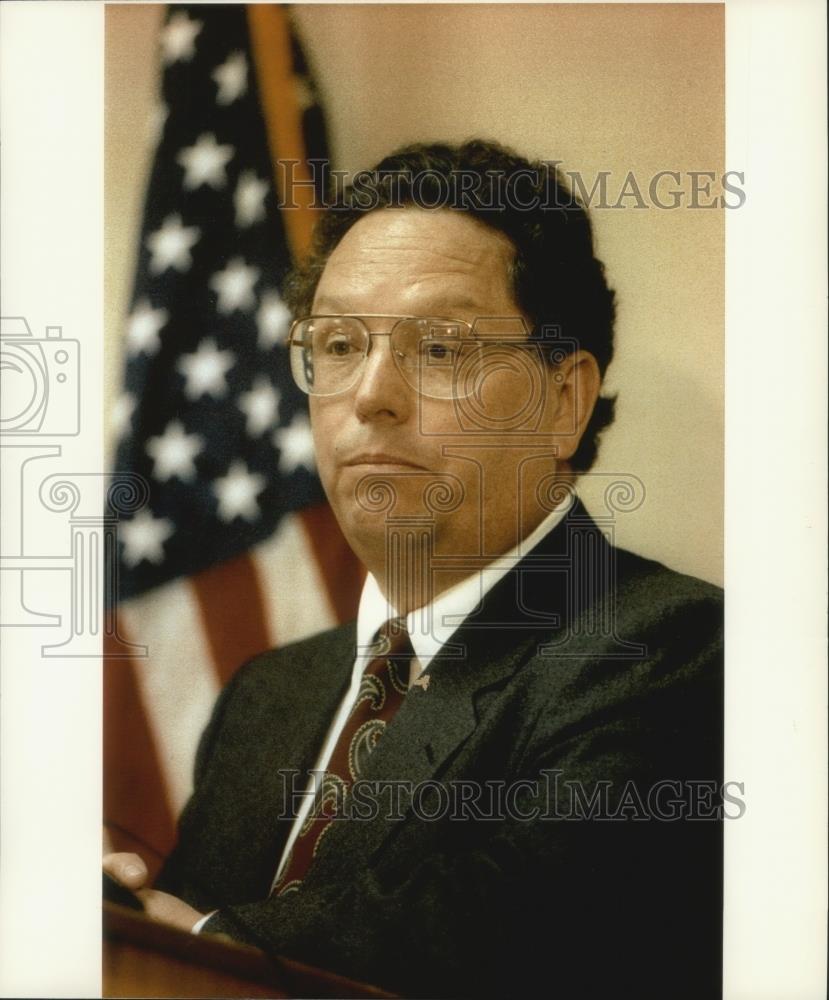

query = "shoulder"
[[528, 498, 722, 640], [190, 620, 357, 781], [577, 544, 723, 676], [242, 620, 357, 672], [610, 546, 723, 627], [602, 551, 724, 691], [228, 620, 357, 693], [514, 549, 723, 746]]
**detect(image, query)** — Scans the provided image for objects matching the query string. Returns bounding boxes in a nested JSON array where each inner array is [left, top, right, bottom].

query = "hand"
[[103, 852, 205, 933]]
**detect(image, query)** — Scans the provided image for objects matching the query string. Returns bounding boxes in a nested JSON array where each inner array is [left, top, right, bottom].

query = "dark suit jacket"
[[158, 502, 723, 998]]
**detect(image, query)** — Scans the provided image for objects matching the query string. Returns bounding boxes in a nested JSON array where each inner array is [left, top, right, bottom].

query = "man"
[[105, 141, 723, 998]]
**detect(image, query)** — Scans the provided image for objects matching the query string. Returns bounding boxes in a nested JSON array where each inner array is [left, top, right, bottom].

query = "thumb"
[[103, 852, 148, 889]]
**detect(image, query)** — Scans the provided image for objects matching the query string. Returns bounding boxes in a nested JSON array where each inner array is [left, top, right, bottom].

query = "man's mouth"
[[343, 452, 428, 471]]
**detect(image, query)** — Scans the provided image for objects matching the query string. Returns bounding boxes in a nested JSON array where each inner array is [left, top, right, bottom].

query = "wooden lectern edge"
[[103, 902, 397, 998]]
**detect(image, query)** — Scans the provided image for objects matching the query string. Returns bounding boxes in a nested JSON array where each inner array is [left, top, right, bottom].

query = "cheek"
[[473, 359, 552, 431], [415, 397, 464, 438], [309, 402, 338, 486]]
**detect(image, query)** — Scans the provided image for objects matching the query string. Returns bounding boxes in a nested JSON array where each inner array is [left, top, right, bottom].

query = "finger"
[[137, 889, 203, 933], [102, 852, 148, 889]]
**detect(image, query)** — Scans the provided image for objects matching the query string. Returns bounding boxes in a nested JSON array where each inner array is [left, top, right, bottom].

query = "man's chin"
[[331, 476, 441, 557], [336, 468, 441, 520]]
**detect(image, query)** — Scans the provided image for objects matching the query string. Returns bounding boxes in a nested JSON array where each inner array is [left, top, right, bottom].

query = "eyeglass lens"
[[289, 317, 479, 398]]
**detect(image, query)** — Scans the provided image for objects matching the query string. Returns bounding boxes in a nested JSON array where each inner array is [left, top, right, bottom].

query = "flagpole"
[[247, 4, 319, 262]]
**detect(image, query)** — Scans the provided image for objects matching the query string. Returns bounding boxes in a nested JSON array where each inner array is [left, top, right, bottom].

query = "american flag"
[[104, 4, 364, 873]]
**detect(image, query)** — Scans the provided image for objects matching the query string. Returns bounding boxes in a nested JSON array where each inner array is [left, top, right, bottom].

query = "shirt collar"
[[356, 495, 572, 674]]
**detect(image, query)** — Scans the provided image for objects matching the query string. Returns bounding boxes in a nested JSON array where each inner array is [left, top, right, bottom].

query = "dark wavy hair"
[[285, 139, 616, 471]]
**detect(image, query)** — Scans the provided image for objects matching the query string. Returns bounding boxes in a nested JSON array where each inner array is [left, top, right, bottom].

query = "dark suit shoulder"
[[614, 549, 722, 660], [612, 545, 723, 615], [235, 620, 357, 685], [188, 620, 357, 788], [516, 549, 723, 773], [584, 546, 720, 667]]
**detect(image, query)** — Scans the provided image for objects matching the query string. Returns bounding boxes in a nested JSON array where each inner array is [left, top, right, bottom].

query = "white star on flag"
[[121, 509, 175, 567], [234, 171, 269, 228], [177, 133, 235, 191], [213, 460, 266, 522], [146, 419, 205, 482], [126, 299, 169, 357], [177, 338, 236, 400], [111, 392, 136, 438], [212, 51, 248, 105], [274, 413, 316, 473], [238, 377, 281, 437], [256, 290, 292, 348], [210, 257, 260, 314], [160, 11, 202, 65], [146, 214, 201, 274]]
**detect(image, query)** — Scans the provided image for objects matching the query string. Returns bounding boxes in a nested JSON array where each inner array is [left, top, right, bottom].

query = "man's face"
[[308, 208, 568, 585]]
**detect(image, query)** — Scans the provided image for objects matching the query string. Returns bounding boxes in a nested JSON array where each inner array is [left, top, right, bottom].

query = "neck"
[[362, 525, 444, 617], [362, 495, 574, 617]]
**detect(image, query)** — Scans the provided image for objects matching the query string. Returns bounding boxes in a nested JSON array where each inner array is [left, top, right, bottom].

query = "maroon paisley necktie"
[[272, 618, 413, 896]]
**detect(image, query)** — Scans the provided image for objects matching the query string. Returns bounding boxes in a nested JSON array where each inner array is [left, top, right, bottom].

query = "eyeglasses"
[[287, 314, 534, 399]]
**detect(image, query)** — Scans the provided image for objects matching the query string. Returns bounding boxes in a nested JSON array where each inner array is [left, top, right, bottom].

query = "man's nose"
[[353, 334, 412, 421]]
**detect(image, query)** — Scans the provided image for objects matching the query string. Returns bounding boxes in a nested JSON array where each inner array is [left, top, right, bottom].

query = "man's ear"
[[548, 350, 602, 461]]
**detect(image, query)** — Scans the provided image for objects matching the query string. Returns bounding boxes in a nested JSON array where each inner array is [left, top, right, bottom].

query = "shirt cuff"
[[191, 910, 218, 935]]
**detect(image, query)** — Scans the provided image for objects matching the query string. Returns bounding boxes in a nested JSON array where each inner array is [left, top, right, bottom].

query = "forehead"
[[312, 208, 519, 316]]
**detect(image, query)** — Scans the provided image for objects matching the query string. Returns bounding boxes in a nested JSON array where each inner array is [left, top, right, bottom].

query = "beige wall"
[[106, 3, 724, 585]]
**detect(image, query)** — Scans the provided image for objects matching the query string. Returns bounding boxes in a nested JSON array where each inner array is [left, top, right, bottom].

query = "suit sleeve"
[[154, 658, 254, 899]]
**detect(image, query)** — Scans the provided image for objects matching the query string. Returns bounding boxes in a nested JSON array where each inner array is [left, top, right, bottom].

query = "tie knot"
[[373, 617, 410, 658]]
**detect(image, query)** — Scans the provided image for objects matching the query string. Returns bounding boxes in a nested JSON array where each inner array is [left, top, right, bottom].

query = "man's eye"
[[424, 341, 456, 362], [323, 335, 356, 357]]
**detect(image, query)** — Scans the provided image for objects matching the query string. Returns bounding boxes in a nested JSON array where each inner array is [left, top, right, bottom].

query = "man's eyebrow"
[[423, 297, 488, 315], [312, 296, 349, 312], [311, 296, 489, 315]]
